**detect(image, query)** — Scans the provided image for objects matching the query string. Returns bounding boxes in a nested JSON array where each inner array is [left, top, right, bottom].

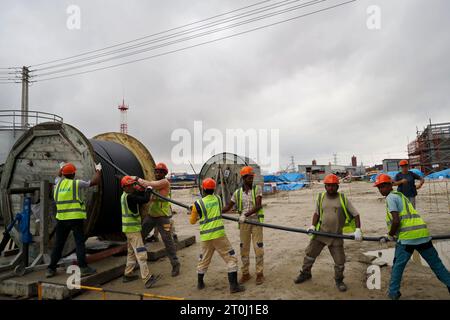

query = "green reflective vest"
[[385, 191, 430, 240], [149, 189, 172, 217], [121, 192, 142, 233], [54, 178, 86, 220], [233, 185, 264, 223], [196, 194, 225, 241], [315, 192, 356, 235]]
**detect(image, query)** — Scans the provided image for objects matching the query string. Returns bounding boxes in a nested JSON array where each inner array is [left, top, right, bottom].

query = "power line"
[[32, 0, 356, 82], [31, 0, 333, 79], [32, 0, 304, 72], [30, 0, 273, 68]]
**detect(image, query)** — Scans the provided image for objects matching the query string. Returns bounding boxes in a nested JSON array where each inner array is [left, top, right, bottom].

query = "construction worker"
[[120, 176, 161, 288], [46, 162, 101, 278], [135, 162, 181, 277], [374, 174, 450, 299], [189, 178, 245, 294], [222, 166, 265, 285], [294, 174, 362, 292], [393, 159, 424, 208]]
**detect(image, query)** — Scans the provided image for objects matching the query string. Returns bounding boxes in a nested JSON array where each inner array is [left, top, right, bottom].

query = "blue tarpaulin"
[[426, 169, 450, 180], [370, 169, 425, 182], [263, 173, 307, 191]]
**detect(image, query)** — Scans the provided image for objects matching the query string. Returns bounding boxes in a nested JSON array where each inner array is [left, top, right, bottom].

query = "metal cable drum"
[[0, 122, 155, 256], [198, 152, 263, 205]]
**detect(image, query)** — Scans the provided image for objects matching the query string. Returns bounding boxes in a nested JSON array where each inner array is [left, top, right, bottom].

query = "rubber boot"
[[335, 279, 347, 292], [228, 272, 245, 294], [294, 271, 311, 284], [197, 274, 205, 290]]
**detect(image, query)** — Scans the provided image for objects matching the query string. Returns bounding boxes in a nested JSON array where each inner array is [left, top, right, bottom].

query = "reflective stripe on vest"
[[121, 192, 142, 233], [53, 178, 86, 220], [385, 191, 430, 240], [234, 185, 264, 223], [149, 189, 171, 217], [315, 192, 356, 235], [196, 195, 225, 241]]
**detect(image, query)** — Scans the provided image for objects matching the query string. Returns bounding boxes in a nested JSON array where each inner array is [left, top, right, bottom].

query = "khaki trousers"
[[197, 236, 238, 274], [124, 232, 151, 283], [240, 224, 264, 275], [302, 238, 346, 280]]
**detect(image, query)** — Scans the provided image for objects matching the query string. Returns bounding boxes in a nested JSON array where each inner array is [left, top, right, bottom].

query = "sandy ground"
[[76, 181, 450, 300]]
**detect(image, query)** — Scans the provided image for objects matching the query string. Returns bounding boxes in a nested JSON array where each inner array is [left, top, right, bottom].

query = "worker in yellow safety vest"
[[135, 162, 180, 277], [222, 166, 265, 285], [189, 178, 245, 294], [46, 162, 102, 278], [294, 174, 363, 292], [120, 176, 161, 288], [374, 173, 450, 299]]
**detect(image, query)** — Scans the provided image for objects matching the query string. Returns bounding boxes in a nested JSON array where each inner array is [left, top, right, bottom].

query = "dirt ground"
[[77, 181, 450, 300]]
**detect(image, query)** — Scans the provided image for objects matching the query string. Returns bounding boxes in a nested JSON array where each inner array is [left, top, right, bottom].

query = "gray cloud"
[[1, 0, 449, 172]]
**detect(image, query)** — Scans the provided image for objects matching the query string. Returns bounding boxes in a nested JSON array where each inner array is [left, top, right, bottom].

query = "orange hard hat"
[[202, 178, 216, 190], [155, 162, 169, 173], [399, 159, 409, 166], [240, 166, 255, 177], [61, 163, 76, 175], [121, 175, 136, 188], [324, 174, 339, 184], [373, 173, 392, 187]]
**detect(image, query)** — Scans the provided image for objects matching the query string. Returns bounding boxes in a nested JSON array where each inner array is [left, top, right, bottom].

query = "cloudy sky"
[[1, 0, 449, 173]]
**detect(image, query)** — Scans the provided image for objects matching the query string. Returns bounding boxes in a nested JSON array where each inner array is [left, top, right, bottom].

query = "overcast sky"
[[1, 0, 449, 173]]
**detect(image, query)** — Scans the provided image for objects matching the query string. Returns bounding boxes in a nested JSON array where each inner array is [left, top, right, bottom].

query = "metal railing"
[[0, 109, 63, 132]]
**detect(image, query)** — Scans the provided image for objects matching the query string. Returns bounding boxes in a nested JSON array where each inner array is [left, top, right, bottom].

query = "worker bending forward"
[[294, 174, 363, 292], [121, 176, 161, 288], [374, 174, 450, 299], [189, 178, 245, 294]]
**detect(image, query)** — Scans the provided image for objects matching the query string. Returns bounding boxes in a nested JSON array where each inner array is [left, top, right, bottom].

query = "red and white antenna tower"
[[118, 98, 129, 134]]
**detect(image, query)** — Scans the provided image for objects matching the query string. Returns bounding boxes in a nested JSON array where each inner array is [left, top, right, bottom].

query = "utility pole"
[[21, 66, 29, 128], [333, 153, 338, 165]]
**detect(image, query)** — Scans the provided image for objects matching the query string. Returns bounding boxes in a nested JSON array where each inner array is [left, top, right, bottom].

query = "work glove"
[[307, 225, 316, 233], [380, 234, 395, 244], [131, 176, 139, 182], [239, 214, 247, 224], [95, 163, 102, 171], [59, 162, 66, 169], [146, 186, 153, 192], [353, 228, 363, 241]]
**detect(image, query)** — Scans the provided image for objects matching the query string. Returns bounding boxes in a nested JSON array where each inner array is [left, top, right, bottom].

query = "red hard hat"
[[155, 162, 169, 173], [373, 173, 392, 187], [324, 174, 339, 184], [202, 178, 216, 190], [121, 175, 136, 187], [399, 159, 409, 166], [240, 166, 255, 177], [61, 163, 76, 175]]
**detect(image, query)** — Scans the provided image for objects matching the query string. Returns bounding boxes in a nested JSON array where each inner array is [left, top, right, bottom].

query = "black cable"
[[32, 0, 315, 72], [30, 0, 274, 68], [33, 0, 356, 82], [32, 0, 324, 77]]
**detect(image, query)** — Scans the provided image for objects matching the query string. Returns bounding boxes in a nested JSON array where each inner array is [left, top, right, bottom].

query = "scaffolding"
[[408, 121, 450, 175]]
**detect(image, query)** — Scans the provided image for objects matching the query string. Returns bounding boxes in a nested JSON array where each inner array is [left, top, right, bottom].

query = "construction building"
[[408, 121, 450, 174]]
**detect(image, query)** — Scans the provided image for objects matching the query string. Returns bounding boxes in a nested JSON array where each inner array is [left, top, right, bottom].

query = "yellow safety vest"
[[234, 185, 264, 223], [121, 192, 142, 233], [149, 189, 172, 217], [53, 178, 86, 220], [315, 192, 356, 235], [195, 194, 225, 241], [386, 191, 430, 240]]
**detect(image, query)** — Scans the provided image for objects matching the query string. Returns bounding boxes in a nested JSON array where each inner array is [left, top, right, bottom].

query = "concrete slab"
[[0, 234, 196, 299]]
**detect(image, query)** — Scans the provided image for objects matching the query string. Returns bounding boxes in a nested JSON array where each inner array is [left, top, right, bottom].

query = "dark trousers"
[[48, 219, 87, 270], [142, 215, 179, 267]]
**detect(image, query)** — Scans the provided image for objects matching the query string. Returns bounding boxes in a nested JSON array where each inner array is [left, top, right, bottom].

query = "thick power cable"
[[93, 151, 450, 242]]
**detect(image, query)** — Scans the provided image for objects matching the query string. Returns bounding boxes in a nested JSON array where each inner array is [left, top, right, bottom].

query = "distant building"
[[351, 155, 357, 167], [382, 159, 403, 172]]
